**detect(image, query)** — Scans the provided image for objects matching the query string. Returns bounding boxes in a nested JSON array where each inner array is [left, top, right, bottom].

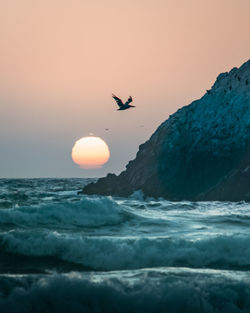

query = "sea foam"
[[0, 196, 128, 228], [0, 269, 250, 313], [1, 231, 250, 271]]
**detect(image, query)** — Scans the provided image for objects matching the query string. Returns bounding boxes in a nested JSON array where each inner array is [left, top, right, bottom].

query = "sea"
[[0, 178, 250, 313]]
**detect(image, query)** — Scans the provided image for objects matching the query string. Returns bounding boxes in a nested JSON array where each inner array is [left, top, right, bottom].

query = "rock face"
[[82, 60, 250, 201]]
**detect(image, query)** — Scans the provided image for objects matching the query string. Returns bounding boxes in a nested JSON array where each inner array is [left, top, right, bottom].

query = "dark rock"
[[82, 59, 250, 201]]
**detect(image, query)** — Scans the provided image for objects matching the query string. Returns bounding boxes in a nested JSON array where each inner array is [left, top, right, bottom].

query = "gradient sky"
[[0, 0, 250, 178]]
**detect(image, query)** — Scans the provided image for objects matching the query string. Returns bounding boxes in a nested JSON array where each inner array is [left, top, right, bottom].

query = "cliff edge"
[[82, 59, 250, 201]]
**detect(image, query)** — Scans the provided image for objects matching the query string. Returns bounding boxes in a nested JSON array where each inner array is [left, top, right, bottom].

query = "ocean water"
[[0, 179, 250, 313]]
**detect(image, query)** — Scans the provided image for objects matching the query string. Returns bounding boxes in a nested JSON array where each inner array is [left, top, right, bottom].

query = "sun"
[[72, 136, 110, 169]]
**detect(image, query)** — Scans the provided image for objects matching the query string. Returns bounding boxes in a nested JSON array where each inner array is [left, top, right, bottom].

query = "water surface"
[[0, 178, 250, 312]]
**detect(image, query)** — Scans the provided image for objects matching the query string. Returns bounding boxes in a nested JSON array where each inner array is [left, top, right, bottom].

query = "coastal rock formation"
[[82, 60, 250, 201]]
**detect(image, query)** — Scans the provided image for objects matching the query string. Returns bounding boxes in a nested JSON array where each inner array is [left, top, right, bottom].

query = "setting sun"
[[72, 136, 110, 169]]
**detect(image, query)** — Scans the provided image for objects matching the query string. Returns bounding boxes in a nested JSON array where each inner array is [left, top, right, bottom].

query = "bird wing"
[[125, 96, 133, 106], [112, 94, 124, 107]]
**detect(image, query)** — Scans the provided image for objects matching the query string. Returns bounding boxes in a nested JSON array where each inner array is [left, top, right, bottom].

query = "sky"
[[0, 0, 250, 178]]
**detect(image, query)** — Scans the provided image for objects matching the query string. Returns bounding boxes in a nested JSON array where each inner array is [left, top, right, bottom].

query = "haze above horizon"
[[0, 0, 250, 178]]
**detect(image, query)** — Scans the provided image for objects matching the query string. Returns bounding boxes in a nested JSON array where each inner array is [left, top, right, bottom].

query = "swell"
[[0, 196, 132, 228], [2, 195, 250, 231], [0, 269, 250, 313], [0, 250, 89, 274], [1, 231, 250, 271]]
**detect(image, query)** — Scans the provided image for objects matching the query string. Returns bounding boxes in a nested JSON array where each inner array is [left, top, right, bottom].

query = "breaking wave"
[[0, 196, 130, 228], [1, 178, 250, 312], [1, 231, 250, 271], [0, 269, 250, 313]]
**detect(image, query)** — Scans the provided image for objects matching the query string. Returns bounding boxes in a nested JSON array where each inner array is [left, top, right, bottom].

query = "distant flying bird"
[[112, 94, 135, 111]]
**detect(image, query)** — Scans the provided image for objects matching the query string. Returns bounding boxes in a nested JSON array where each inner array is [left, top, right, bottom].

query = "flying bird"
[[112, 94, 135, 111]]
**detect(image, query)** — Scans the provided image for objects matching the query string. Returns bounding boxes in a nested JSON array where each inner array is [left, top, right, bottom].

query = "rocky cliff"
[[82, 59, 250, 201]]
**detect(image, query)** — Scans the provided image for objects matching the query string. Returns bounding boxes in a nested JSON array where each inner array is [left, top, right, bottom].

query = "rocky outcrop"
[[82, 59, 250, 201]]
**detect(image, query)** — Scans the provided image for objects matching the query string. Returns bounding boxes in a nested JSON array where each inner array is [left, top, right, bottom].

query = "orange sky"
[[0, 0, 250, 177]]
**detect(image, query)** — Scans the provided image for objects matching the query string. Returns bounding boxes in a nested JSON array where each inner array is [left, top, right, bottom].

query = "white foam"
[[0, 269, 250, 313], [0, 196, 127, 228], [1, 231, 250, 271]]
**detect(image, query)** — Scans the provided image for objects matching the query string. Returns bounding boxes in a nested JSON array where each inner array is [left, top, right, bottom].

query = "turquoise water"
[[0, 179, 250, 313]]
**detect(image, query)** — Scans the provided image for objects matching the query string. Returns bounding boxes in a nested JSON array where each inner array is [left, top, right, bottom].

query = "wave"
[[0, 196, 130, 228], [0, 269, 250, 313], [1, 231, 250, 271]]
